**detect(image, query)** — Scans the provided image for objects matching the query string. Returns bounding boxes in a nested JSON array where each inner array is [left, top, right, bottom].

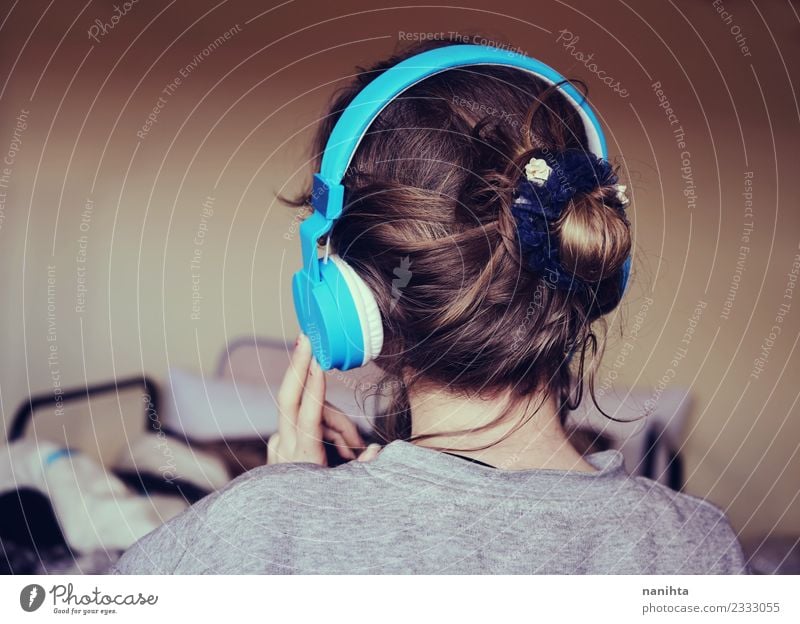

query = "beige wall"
[[1, 0, 798, 539]]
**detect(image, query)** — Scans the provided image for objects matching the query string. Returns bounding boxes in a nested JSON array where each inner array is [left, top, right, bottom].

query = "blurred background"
[[0, 0, 798, 572]]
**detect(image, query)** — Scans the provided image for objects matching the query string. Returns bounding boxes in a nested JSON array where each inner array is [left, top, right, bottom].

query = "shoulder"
[[208, 460, 369, 511], [622, 476, 749, 573], [110, 461, 366, 574], [628, 475, 731, 530]]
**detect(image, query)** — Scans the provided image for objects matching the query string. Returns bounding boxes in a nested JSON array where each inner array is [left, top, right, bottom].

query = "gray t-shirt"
[[111, 441, 748, 574]]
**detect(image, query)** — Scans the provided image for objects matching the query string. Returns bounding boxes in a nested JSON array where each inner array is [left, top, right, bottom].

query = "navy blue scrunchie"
[[511, 148, 627, 291]]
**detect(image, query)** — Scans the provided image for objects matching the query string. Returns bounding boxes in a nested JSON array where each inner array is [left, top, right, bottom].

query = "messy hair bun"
[[288, 40, 632, 446], [508, 145, 631, 305], [557, 187, 631, 284]]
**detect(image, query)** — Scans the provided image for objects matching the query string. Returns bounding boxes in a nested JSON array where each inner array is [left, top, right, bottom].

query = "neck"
[[408, 384, 596, 472]]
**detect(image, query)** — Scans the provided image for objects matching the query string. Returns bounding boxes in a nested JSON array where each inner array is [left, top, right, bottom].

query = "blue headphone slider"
[[312, 174, 344, 220]]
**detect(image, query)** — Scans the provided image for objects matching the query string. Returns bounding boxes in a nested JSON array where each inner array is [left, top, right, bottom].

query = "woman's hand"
[[267, 334, 381, 466]]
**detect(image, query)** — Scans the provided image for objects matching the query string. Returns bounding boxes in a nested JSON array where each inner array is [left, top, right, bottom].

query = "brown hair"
[[287, 40, 632, 450]]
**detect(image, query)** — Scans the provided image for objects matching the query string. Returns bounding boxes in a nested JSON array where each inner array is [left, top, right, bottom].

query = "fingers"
[[323, 427, 356, 460], [267, 433, 280, 465], [323, 403, 366, 451], [270, 336, 373, 467], [277, 334, 312, 444], [357, 443, 382, 463], [270, 335, 327, 466], [295, 357, 327, 463]]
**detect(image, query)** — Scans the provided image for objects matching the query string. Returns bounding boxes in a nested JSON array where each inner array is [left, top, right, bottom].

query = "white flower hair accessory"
[[524, 157, 552, 186], [614, 184, 630, 206]]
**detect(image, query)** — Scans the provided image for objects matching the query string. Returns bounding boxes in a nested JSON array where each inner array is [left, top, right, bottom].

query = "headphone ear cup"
[[329, 255, 384, 364]]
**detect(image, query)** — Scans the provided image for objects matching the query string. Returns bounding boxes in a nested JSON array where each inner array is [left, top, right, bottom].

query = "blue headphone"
[[293, 44, 631, 371]]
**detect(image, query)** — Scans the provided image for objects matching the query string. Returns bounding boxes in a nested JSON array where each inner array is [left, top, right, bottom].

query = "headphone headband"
[[300, 44, 609, 284], [322, 45, 607, 183]]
